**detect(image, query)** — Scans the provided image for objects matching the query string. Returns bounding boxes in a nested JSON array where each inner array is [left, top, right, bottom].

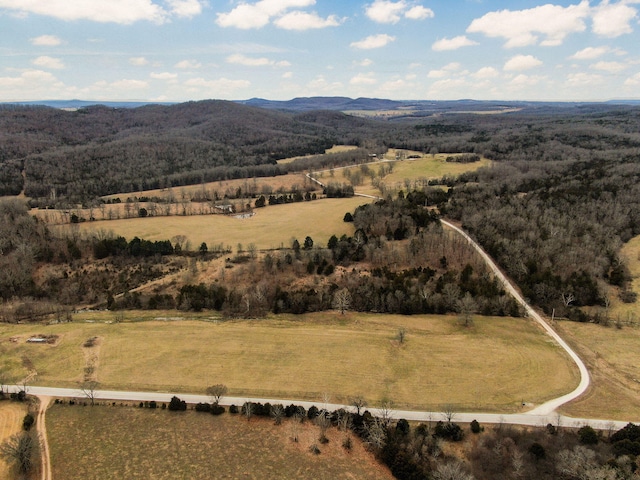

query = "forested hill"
[[0, 100, 380, 202]]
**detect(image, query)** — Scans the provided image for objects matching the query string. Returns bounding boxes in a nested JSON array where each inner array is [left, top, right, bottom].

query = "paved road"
[[15, 386, 632, 433]]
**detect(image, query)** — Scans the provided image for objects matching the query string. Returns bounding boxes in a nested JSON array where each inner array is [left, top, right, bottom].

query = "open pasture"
[[1, 312, 577, 412], [558, 320, 640, 421], [317, 151, 491, 197], [47, 404, 393, 480], [73, 196, 368, 251]]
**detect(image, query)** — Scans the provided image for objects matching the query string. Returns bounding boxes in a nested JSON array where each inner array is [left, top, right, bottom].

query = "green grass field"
[[47, 404, 393, 480], [75, 197, 369, 251], [1, 312, 577, 412]]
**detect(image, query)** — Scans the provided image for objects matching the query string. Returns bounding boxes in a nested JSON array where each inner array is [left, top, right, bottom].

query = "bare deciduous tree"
[[350, 395, 367, 415], [457, 292, 477, 327], [332, 288, 352, 315], [206, 384, 228, 405], [0, 432, 35, 475], [80, 380, 99, 406], [242, 401, 254, 422], [432, 460, 474, 480], [271, 404, 285, 425]]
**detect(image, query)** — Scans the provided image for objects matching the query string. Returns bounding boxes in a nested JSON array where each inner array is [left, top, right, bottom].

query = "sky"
[[1, 0, 639, 102]]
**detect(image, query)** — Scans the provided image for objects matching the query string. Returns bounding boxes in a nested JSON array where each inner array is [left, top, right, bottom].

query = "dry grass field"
[[0, 401, 29, 478], [0, 312, 577, 412], [555, 234, 640, 421], [557, 321, 640, 422], [74, 196, 368, 251], [47, 404, 393, 480], [276, 145, 359, 165], [318, 151, 491, 197]]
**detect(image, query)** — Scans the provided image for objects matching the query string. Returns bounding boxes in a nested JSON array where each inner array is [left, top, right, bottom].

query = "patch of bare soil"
[[82, 336, 102, 382]]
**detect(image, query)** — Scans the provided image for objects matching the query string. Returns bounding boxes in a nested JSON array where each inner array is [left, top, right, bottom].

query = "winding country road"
[[439, 220, 591, 415], [18, 168, 636, 478]]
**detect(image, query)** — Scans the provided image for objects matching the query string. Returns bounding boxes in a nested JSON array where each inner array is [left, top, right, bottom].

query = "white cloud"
[[0, 0, 168, 24], [354, 59, 374, 67], [405, 5, 434, 20], [350, 72, 377, 85], [590, 60, 627, 72], [365, 0, 407, 24], [30, 35, 62, 46], [427, 62, 462, 79], [273, 11, 342, 30], [166, 0, 204, 18], [504, 54, 543, 71], [151, 72, 178, 80], [32, 56, 64, 70], [184, 77, 251, 94], [428, 78, 469, 97], [467, 2, 590, 48], [571, 46, 609, 60], [350, 34, 395, 49], [110, 79, 149, 90], [282, 71, 293, 78], [0, 70, 61, 89], [432, 35, 478, 51], [472, 67, 500, 79], [509, 74, 545, 87], [624, 72, 640, 86], [215, 0, 319, 29], [216, 3, 271, 29], [591, 1, 637, 38], [129, 57, 149, 66], [566, 72, 604, 86], [305, 75, 343, 94], [365, 1, 433, 24], [0, 70, 69, 100], [427, 70, 447, 79], [226, 53, 290, 67], [175, 59, 202, 69]]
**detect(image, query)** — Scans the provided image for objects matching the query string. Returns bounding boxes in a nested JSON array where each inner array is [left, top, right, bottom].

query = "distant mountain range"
[[4, 97, 640, 113]]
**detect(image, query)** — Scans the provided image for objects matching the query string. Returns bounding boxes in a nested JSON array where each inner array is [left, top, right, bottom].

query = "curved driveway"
[[440, 220, 591, 416]]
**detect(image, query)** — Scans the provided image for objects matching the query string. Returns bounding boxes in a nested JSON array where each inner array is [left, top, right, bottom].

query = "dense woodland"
[[1, 102, 640, 322], [0, 101, 384, 202]]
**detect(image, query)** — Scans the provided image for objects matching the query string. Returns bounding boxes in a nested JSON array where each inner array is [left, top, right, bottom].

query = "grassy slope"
[[1, 312, 577, 413], [47, 404, 394, 480]]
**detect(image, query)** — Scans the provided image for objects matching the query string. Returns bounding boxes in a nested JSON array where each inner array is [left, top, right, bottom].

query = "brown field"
[[0, 312, 578, 413], [557, 320, 640, 421], [47, 404, 393, 480], [276, 145, 359, 165], [71, 196, 368, 251], [0, 401, 29, 478]]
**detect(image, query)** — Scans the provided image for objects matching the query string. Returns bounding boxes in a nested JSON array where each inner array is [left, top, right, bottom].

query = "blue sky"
[[1, 0, 639, 102]]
